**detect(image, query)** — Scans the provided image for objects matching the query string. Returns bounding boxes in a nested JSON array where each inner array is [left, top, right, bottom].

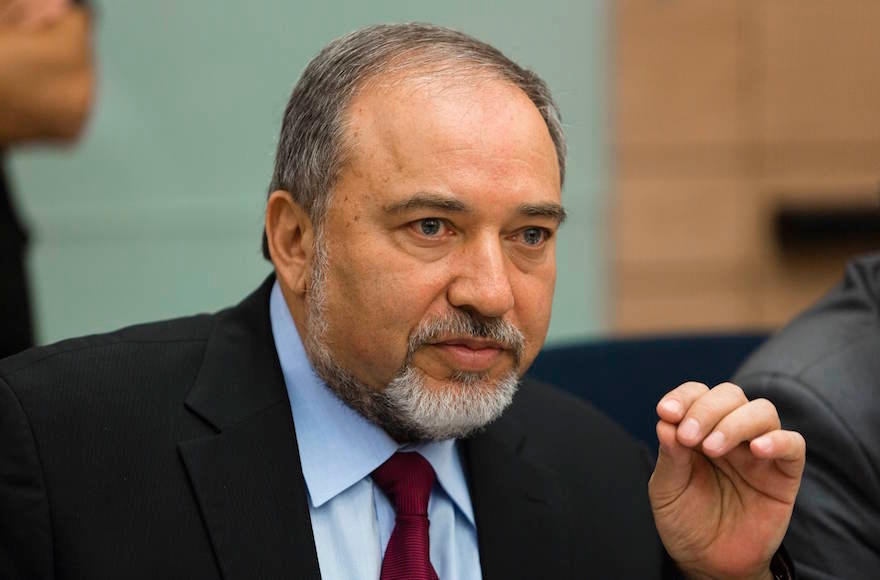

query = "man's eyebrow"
[[519, 202, 567, 225], [383, 194, 567, 224], [383, 193, 470, 214]]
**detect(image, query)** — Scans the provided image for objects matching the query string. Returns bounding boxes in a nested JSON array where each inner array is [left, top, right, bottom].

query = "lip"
[[428, 338, 507, 372]]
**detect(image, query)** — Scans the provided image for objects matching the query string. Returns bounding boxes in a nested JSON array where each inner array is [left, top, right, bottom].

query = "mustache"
[[408, 310, 526, 367]]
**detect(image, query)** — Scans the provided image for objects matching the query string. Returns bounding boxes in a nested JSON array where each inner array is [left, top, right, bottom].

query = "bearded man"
[[0, 23, 804, 579]]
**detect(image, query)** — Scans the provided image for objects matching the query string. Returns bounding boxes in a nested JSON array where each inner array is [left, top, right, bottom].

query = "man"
[[0, 0, 95, 358], [735, 252, 880, 580], [0, 24, 804, 579]]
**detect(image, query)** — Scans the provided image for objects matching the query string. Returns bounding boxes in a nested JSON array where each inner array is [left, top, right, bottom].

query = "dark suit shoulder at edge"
[[737, 253, 880, 379], [735, 325, 879, 388], [0, 374, 56, 578], [736, 308, 879, 383], [0, 312, 216, 379]]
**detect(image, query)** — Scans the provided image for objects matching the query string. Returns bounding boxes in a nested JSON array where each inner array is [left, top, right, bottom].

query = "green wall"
[[10, 0, 608, 346]]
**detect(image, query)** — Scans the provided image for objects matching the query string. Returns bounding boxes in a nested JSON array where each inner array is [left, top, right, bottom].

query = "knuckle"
[[688, 398, 718, 420], [679, 381, 709, 396], [714, 381, 745, 399], [753, 397, 777, 415]]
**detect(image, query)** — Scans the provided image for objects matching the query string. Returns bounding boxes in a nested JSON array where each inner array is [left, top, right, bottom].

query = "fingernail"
[[703, 431, 725, 452], [679, 418, 700, 441], [752, 435, 772, 453], [659, 399, 682, 415]]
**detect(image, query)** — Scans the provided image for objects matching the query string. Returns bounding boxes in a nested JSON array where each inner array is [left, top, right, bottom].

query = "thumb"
[[649, 420, 695, 508]]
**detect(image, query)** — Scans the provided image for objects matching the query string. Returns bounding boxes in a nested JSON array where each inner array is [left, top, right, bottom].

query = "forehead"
[[338, 72, 561, 200]]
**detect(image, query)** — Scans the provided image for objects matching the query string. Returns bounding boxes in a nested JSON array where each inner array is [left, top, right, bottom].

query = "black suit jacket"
[[1, 277, 670, 579], [735, 254, 880, 580]]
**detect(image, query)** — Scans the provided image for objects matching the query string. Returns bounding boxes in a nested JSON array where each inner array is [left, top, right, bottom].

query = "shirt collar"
[[268, 281, 474, 525]]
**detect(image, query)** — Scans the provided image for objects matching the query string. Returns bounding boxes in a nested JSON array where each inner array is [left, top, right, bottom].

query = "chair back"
[[526, 333, 768, 450]]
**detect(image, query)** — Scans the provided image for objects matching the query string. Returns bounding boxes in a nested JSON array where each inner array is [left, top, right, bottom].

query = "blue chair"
[[526, 333, 768, 451]]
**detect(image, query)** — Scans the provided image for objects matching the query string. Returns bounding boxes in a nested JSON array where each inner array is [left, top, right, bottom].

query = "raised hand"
[[649, 381, 805, 579]]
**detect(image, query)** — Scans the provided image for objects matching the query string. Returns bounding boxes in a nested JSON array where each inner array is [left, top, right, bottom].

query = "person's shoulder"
[[511, 378, 637, 439], [736, 252, 880, 382], [0, 312, 216, 393], [501, 377, 650, 469]]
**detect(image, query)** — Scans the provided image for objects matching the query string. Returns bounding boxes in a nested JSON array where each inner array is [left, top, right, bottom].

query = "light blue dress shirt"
[[269, 282, 482, 580]]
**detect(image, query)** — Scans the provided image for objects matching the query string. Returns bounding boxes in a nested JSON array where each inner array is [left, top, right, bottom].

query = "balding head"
[[261, 22, 566, 258]]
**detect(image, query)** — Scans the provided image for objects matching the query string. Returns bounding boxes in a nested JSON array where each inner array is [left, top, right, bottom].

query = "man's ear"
[[265, 190, 315, 296]]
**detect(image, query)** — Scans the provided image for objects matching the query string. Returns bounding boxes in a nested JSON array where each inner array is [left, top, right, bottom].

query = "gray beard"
[[302, 235, 525, 442], [307, 345, 520, 442]]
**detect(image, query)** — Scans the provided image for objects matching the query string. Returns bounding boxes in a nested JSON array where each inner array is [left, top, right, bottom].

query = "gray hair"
[[261, 22, 566, 259]]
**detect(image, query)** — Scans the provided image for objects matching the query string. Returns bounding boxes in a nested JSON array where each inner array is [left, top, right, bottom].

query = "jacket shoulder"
[[0, 313, 216, 396], [500, 378, 654, 500], [736, 253, 880, 381], [510, 378, 645, 455]]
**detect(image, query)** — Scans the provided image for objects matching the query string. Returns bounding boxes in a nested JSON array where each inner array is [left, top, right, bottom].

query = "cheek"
[[328, 254, 430, 323], [319, 246, 449, 377], [512, 270, 556, 355]]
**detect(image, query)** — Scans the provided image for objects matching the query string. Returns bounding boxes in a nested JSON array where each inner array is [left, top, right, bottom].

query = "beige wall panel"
[[761, 1, 880, 144], [761, 143, 880, 199], [615, 180, 764, 264], [613, 262, 762, 333], [616, 144, 754, 181], [614, 0, 751, 147]]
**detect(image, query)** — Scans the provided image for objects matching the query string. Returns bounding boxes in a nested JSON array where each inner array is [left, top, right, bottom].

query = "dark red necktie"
[[372, 452, 439, 580]]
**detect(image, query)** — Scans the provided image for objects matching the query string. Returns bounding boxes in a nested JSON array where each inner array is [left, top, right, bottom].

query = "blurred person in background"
[[735, 252, 880, 580], [0, 0, 95, 358]]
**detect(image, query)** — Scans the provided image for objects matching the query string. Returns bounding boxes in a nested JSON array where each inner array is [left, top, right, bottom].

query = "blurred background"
[[7, 0, 880, 347]]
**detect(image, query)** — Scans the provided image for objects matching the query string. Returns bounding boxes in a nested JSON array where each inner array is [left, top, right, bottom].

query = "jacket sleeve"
[[738, 371, 879, 580], [0, 375, 54, 579]]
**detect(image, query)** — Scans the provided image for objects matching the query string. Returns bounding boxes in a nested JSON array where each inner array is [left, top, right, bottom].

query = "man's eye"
[[416, 218, 444, 236], [521, 227, 548, 246]]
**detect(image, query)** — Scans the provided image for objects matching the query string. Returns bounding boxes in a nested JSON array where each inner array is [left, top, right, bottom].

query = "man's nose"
[[446, 236, 516, 318]]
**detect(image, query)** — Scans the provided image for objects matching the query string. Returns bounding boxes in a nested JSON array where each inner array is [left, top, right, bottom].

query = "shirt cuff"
[[770, 545, 796, 580]]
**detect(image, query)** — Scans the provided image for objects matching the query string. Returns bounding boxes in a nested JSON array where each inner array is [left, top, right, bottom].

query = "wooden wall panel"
[[761, 142, 880, 196], [612, 0, 880, 335], [614, 0, 749, 147], [614, 180, 763, 265], [760, 1, 880, 145], [614, 262, 762, 333]]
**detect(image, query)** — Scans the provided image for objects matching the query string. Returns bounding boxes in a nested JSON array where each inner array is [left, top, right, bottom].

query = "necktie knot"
[[372, 452, 436, 516]]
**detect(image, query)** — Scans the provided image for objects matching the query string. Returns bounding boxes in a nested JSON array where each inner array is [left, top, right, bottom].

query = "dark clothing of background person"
[[0, 160, 34, 357], [0, 0, 93, 358], [735, 252, 880, 580]]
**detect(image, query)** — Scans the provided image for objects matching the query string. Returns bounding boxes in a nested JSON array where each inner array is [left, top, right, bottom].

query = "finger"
[[752, 430, 807, 464], [675, 382, 749, 448], [700, 397, 781, 457], [650, 420, 695, 505], [656, 381, 709, 424], [657, 420, 692, 465]]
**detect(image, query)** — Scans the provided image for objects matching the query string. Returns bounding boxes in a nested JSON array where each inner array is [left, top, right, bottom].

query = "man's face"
[[302, 73, 562, 440]]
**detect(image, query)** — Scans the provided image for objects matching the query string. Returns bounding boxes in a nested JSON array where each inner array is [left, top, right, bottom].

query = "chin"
[[373, 366, 521, 442]]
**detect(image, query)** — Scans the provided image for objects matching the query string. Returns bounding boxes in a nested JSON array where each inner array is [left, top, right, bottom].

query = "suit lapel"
[[463, 416, 571, 580], [178, 278, 321, 580]]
